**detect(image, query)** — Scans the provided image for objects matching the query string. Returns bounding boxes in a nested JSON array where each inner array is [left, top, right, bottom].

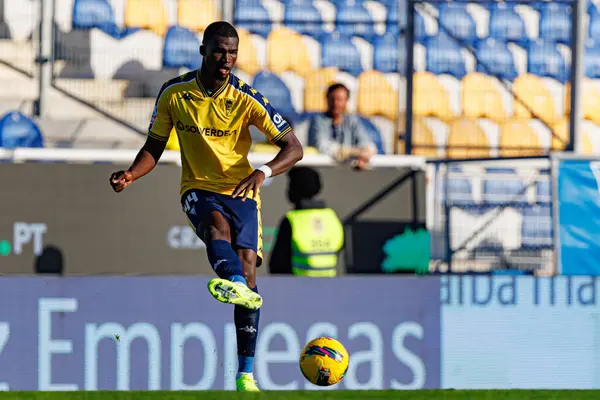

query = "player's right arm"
[[110, 85, 173, 193]]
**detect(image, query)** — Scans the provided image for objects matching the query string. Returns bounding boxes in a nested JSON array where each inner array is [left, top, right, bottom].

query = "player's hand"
[[232, 170, 265, 202], [109, 170, 134, 193]]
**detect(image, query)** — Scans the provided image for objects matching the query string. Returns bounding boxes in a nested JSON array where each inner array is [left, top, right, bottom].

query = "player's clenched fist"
[[109, 170, 133, 193]]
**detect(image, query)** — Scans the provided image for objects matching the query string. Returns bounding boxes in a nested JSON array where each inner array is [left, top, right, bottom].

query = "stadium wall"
[[1, 275, 600, 391]]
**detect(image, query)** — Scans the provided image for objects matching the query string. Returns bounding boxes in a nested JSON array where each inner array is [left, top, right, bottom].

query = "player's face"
[[327, 88, 348, 117], [203, 36, 239, 80]]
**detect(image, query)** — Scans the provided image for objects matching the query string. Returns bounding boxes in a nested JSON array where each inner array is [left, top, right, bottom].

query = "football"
[[299, 337, 350, 386]]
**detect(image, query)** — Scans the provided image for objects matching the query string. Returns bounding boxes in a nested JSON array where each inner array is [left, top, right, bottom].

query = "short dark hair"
[[326, 83, 350, 98], [202, 21, 239, 45], [288, 166, 322, 201]]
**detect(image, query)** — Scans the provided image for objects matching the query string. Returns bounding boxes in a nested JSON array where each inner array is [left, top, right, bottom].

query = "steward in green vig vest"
[[269, 166, 344, 277]]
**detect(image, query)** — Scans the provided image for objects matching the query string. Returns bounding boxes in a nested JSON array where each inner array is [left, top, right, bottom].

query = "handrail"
[[0, 148, 427, 169]]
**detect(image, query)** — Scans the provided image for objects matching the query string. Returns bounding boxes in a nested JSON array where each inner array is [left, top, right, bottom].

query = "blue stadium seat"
[[536, 180, 551, 203], [387, 5, 426, 43], [489, 4, 527, 45], [374, 33, 402, 73], [163, 26, 201, 70], [0, 112, 44, 149], [321, 33, 363, 76], [539, 2, 572, 44], [336, 4, 376, 41], [585, 42, 600, 78], [475, 38, 518, 81], [442, 176, 475, 206], [252, 72, 297, 119], [359, 117, 385, 155], [521, 205, 553, 249], [590, 8, 600, 42], [527, 40, 568, 83], [72, 0, 137, 39], [438, 3, 477, 47], [235, 0, 272, 38], [284, 2, 324, 38], [426, 33, 466, 78], [483, 168, 527, 205]]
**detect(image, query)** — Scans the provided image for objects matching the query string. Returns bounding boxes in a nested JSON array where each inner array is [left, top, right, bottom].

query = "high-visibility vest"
[[286, 208, 344, 277]]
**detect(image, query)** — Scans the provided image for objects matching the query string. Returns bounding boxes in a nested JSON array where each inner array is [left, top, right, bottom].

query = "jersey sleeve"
[[247, 90, 292, 144], [147, 84, 173, 141]]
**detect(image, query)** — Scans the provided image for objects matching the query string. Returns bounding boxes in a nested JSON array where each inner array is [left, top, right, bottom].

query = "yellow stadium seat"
[[499, 120, 544, 157], [447, 118, 490, 158], [357, 71, 399, 121], [550, 119, 569, 150], [565, 79, 600, 126], [125, 0, 169, 36], [397, 117, 439, 156], [413, 72, 455, 121], [304, 67, 337, 113], [178, 0, 219, 32], [462, 73, 507, 122], [582, 130, 595, 154], [235, 28, 261, 76], [513, 74, 560, 124], [267, 28, 313, 77]]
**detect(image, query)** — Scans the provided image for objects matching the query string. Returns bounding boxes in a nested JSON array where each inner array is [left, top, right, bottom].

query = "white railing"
[[0, 148, 427, 169]]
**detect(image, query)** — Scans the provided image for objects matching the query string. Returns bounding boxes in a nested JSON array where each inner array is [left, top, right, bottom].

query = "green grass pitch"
[[0, 391, 598, 400]]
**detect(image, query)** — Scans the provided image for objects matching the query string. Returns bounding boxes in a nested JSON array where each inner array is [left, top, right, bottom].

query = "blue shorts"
[[181, 189, 263, 266]]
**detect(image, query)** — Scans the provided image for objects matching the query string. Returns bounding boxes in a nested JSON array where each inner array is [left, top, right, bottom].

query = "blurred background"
[[1, 0, 600, 393]]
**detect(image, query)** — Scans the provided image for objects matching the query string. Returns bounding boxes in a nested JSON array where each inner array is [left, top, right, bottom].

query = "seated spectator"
[[308, 83, 376, 170]]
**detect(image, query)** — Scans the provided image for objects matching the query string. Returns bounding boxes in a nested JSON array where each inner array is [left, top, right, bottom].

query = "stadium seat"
[[124, 0, 169, 36], [374, 33, 401, 73], [0, 112, 44, 149], [591, 8, 600, 41], [499, 120, 544, 157], [398, 117, 438, 156], [447, 118, 490, 158], [426, 34, 467, 79], [475, 38, 518, 81], [513, 74, 560, 124], [267, 27, 313, 77], [252, 72, 297, 119], [527, 41, 568, 83], [550, 119, 596, 153], [565, 79, 600, 126], [550, 119, 569, 151], [321, 33, 362, 76], [235, 0, 272, 38], [462, 72, 508, 122], [387, 6, 426, 43], [284, 2, 324, 38], [441, 175, 475, 206], [539, 2, 572, 44], [413, 72, 455, 121], [488, 4, 527, 45], [585, 43, 600, 78], [437, 3, 477, 47], [483, 169, 527, 205], [163, 26, 201, 70], [357, 70, 398, 121], [385, 0, 407, 30], [336, 4, 376, 41], [235, 28, 261, 76], [536, 179, 551, 204], [178, 0, 220, 33], [72, 0, 136, 39], [521, 205, 552, 249], [304, 67, 337, 112], [359, 117, 385, 155]]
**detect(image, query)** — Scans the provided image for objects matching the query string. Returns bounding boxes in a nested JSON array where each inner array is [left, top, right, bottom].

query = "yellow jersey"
[[148, 71, 292, 197]]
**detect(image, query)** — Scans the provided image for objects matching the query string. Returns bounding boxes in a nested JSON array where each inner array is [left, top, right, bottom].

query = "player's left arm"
[[233, 93, 303, 201]]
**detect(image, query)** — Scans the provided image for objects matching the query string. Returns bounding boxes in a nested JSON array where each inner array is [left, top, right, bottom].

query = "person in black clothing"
[[269, 166, 327, 274]]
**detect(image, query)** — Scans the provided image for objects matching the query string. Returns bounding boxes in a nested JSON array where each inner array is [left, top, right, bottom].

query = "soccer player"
[[109, 21, 303, 392]]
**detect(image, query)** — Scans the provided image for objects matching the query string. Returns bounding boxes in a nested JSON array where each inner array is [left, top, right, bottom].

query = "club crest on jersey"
[[180, 93, 196, 101], [225, 99, 233, 114]]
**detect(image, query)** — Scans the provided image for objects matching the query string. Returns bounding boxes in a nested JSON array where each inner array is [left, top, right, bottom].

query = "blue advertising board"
[[557, 159, 600, 275], [0, 276, 441, 391], [442, 275, 600, 389]]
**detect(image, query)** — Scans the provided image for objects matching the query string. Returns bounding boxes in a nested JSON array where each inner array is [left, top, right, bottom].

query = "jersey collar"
[[195, 71, 230, 99]]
